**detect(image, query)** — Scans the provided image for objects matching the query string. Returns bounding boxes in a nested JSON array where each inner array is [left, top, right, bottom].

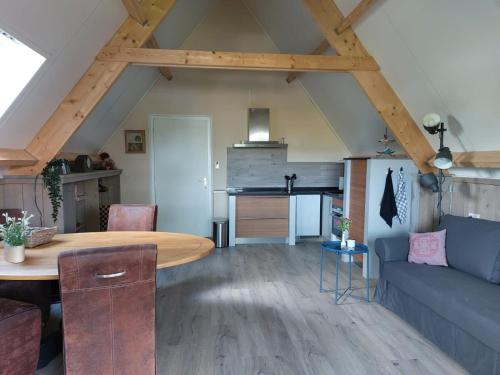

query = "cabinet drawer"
[[236, 196, 289, 219], [236, 219, 289, 237]]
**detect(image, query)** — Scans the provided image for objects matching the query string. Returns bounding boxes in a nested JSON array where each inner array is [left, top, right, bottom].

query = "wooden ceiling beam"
[[98, 47, 379, 72], [428, 151, 500, 169], [335, 0, 376, 34], [144, 37, 173, 80], [286, 0, 376, 83], [0, 149, 37, 167], [122, 0, 173, 80], [8, 0, 177, 176], [286, 39, 330, 83], [303, 0, 435, 173], [121, 0, 148, 24]]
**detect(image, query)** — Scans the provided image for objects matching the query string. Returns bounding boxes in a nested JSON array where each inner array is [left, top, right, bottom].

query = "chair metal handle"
[[94, 270, 126, 279]]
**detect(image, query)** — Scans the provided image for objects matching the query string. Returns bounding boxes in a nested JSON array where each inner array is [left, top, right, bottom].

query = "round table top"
[[0, 231, 215, 280], [320, 240, 368, 255]]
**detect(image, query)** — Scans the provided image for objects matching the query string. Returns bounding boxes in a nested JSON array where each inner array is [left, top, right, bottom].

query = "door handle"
[[197, 177, 208, 188]]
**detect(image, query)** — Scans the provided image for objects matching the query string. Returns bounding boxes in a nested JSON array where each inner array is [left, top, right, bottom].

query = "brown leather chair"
[[58, 244, 157, 375], [107, 204, 158, 231], [0, 208, 52, 324], [0, 298, 41, 375]]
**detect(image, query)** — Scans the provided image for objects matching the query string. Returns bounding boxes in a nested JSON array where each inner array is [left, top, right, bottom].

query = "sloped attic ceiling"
[[338, 0, 500, 154], [244, 0, 391, 155], [0, 0, 126, 149], [5, 0, 500, 160], [244, 0, 500, 156], [63, 0, 218, 153], [64, 0, 395, 155]]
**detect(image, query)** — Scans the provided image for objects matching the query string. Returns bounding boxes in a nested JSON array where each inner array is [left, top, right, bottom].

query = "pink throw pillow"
[[408, 229, 448, 266]]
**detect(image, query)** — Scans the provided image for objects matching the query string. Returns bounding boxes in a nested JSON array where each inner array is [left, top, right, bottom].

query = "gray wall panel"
[[227, 148, 343, 188]]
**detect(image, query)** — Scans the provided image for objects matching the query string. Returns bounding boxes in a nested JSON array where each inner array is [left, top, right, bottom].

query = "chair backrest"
[[0, 209, 23, 225], [107, 204, 158, 231], [58, 244, 157, 375]]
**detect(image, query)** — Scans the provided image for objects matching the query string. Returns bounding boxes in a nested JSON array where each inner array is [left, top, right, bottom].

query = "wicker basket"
[[25, 227, 58, 248]]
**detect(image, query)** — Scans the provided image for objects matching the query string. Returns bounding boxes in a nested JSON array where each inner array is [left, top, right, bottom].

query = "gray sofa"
[[375, 215, 500, 375]]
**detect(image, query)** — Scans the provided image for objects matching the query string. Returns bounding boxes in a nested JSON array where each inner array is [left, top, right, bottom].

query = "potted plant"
[[1, 211, 34, 263], [41, 159, 66, 223], [339, 217, 352, 249]]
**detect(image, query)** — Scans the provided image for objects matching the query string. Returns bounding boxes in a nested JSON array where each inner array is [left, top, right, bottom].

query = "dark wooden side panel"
[[349, 160, 367, 261]]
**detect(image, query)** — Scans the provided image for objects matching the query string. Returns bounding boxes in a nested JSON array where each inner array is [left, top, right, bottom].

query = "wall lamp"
[[419, 113, 453, 221], [423, 113, 453, 169]]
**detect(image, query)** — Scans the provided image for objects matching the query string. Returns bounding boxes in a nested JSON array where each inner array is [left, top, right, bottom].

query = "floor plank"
[[38, 241, 468, 375]]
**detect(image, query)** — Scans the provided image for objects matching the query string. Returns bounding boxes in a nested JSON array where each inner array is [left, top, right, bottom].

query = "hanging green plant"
[[41, 159, 65, 223]]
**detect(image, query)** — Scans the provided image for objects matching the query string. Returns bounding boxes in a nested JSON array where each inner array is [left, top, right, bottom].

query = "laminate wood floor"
[[38, 241, 468, 375]]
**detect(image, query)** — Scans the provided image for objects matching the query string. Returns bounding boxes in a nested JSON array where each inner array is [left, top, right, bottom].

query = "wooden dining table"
[[0, 231, 215, 280]]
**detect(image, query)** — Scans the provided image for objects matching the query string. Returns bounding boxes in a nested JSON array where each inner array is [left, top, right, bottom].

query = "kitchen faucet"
[[285, 174, 297, 194]]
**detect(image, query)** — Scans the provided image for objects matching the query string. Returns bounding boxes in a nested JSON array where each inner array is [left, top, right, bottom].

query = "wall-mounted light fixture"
[[419, 113, 453, 222], [423, 113, 453, 170]]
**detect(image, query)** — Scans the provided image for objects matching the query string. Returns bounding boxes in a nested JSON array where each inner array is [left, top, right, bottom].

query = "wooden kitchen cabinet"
[[235, 196, 289, 237], [0, 170, 121, 233]]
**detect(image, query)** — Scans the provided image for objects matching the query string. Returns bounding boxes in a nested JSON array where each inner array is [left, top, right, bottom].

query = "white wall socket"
[[469, 213, 481, 219]]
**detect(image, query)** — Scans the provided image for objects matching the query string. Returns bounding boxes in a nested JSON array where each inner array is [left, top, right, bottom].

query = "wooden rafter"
[[286, 39, 329, 83], [335, 0, 376, 34], [144, 37, 173, 80], [0, 149, 37, 167], [7, 0, 177, 176], [121, 0, 173, 80], [303, 0, 434, 173], [98, 47, 379, 72], [286, 0, 376, 84], [428, 151, 500, 169]]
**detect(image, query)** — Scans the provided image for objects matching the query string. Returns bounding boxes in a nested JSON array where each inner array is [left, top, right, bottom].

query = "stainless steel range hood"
[[233, 108, 287, 148]]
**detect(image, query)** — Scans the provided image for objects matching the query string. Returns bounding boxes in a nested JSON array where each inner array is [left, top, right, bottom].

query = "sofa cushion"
[[438, 215, 500, 283], [383, 261, 500, 353], [408, 230, 447, 266]]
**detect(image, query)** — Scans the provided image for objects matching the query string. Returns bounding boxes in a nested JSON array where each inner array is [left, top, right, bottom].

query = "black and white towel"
[[395, 168, 408, 224]]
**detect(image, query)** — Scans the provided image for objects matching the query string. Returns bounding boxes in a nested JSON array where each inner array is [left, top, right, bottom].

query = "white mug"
[[347, 239, 356, 249]]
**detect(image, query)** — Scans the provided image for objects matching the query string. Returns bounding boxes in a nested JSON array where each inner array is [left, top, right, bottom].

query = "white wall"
[[100, 0, 349, 216]]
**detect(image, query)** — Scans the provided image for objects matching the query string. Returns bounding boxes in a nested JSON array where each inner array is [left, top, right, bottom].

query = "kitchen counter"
[[226, 187, 342, 196], [228, 187, 343, 246]]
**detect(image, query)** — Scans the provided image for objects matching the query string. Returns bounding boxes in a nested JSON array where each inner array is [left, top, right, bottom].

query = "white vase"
[[4, 243, 25, 263], [340, 231, 348, 249]]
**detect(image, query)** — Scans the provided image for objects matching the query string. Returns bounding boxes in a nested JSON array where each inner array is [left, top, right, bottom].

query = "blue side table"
[[320, 241, 370, 304]]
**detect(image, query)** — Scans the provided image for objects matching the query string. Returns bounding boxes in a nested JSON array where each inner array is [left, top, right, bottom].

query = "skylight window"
[[0, 29, 45, 119]]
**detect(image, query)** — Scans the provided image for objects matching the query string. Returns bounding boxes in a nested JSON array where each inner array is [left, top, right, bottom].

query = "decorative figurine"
[[377, 128, 396, 155], [99, 152, 115, 170]]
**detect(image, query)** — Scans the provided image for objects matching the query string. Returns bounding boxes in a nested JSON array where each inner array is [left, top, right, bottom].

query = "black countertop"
[[226, 187, 343, 196]]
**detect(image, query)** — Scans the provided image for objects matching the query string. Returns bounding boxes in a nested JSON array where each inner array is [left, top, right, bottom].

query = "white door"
[[151, 115, 212, 236]]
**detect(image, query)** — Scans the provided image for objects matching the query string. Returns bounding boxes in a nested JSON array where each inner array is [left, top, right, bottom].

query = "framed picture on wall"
[[124, 130, 146, 153]]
